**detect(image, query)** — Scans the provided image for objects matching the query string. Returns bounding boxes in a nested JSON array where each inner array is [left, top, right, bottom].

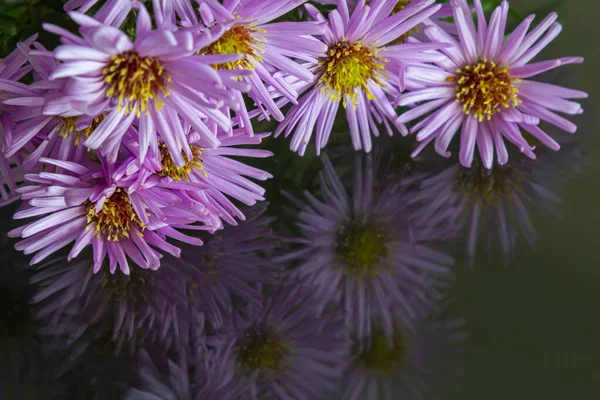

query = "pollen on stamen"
[[157, 142, 207, 181], [199, 24, 266, 70], [318, 40, 387, 108], [450, 59, 521, 122], [103, 52, 172, 117], [85, 189, 145, 242]]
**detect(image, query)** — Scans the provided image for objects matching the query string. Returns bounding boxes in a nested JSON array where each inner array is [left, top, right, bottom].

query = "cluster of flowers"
[[0, 0, 586, 275], [14, 150, 466, 399]]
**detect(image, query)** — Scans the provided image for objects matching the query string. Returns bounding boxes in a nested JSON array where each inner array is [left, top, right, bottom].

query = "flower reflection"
[[208, 283, 349, 400], [125, 312, 246, 400], [412, 143, 583, 262], [341, 307, 467, 400], [160, 203, 279, 331], [30, 203, 278, 355], [281, 153, 454, 339]]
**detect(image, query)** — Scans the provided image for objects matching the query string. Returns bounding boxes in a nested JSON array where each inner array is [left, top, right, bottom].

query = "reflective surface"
[[1, 0, 600, 399]]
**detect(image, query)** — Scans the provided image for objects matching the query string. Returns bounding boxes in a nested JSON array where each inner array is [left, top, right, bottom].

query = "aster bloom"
[[281, 153, 454, 339], [274, 0, 446, 155], [9, 155, 213, 274], [2, 40, 111, 180], [340, 310, 467, 400], [122, 127, 273, 226], [43, 4, 250, 166], [160, 203, 279, 330], [411, 142, 582, 263], [398, 0, 587, 168], [183, 0, 329, 135], [210, 283, 348, 399]]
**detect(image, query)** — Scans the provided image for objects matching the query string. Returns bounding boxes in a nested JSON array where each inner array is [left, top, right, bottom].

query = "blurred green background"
[[443, 1, 600, 399], [1, 0, 599, 398]]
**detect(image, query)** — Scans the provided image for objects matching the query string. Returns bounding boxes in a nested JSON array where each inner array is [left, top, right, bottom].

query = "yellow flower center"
[[86, 189, 145, 241], [318, 41, 386, 107], [157, 142, 206, 181], [335, 220, 389, 277], [58, 115, 106, 145], [236, 325, 288, 373], [103, 52, 171, 117], [447, 59, 521, 122], [199, 24, 265, 70]]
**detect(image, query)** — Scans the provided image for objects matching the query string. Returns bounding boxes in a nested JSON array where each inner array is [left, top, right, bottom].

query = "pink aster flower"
[[42, 4, 250, 166], [9, 155, 214, 274], [159, 0, 328, 136], [120, 127, 273, 227], [274, 0, 446, 155], [2, 40, 101, 171], [398, 0, 587, 168]]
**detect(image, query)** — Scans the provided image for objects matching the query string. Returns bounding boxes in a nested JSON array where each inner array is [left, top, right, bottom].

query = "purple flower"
[[42, 4, 250, 166], [1, 39, 107, 166], [274, 0, 445, 155], [280, 153, 454, 340], [122, 127, 273, 227], [9, 155, 212, 274], [209, 283, 349, 399], [398, 0, 587, 168], [340, 308, 467, 400], [163, 0, 328, 135]]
